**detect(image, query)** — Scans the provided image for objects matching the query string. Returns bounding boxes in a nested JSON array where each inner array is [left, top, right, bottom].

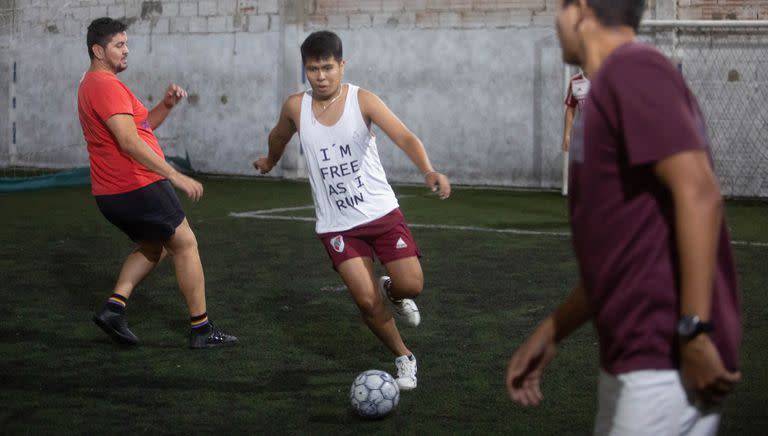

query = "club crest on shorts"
[[396, 237, 408, 249], [330, 235, 345, 253]]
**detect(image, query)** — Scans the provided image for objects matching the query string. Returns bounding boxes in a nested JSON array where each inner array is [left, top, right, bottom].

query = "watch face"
[[677, 316, 699, 336]]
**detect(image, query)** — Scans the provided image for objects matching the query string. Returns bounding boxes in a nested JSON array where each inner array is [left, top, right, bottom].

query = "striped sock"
[[106, 294, 127, 314], [190, 313, 211, 335]]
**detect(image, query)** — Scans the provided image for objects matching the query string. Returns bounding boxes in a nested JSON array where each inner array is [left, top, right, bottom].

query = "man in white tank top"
[[254, 31, 451, 391]]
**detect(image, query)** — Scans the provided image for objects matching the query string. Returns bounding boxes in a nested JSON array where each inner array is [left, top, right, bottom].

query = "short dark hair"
[[563, 0, 646, 32], [86, 17, 127, 59], [300, 31, 343, 64]]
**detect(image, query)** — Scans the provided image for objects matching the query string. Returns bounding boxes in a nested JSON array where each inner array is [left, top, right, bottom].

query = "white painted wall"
[[1, 0, 765, 196]]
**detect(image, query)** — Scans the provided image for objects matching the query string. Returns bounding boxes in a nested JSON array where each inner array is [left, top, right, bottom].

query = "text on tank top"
[[298, 84, 399, 234]]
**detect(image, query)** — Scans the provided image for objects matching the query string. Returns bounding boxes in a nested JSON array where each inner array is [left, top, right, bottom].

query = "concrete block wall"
[[303, 0, 559, 30], [0, 0, 765, 193], [678, 0, 768, 20], [1, 0, 568, 186], [9, 0, 282, 37], [4, 0, 284, 173]]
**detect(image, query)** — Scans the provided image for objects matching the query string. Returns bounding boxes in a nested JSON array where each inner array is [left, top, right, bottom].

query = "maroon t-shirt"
[[569, 42, 741, 374]]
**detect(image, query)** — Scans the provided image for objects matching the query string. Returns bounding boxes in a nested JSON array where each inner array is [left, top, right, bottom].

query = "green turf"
[[0, 177, 766, 434]]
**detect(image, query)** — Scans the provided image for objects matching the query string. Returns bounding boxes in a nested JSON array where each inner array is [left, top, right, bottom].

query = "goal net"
[[640, 20, 768, 198]]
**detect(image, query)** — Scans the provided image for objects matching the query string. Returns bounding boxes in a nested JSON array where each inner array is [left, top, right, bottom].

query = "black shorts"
[[95, 180, 186, 242]]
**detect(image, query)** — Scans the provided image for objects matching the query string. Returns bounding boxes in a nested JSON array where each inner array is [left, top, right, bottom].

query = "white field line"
[[409, 223, 569, 237], [228, 206, 768, 247], [732, 240, 768, 248], [230, 213, 316, 222], [233, 205, 315, 214]]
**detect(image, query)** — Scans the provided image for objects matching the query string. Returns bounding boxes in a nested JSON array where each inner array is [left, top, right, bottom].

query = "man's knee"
[[137, 242, 164, 262], [165, 222, 198, 255], [391, 275, 423, 298], [356, 294, 388, 321]]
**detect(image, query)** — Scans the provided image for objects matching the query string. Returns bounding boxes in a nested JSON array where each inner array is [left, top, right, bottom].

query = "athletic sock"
[[383, 278, 403, 303], [106, 294, 128, 314], [190, 313, 212, 335]]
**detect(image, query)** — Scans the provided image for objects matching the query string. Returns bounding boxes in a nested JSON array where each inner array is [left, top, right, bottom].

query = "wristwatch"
[[677, 315, 714, 339]]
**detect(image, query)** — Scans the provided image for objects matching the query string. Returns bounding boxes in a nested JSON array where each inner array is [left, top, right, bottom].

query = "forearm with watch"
[[674, 186, 722, 340], [656, 148, 739, 404]]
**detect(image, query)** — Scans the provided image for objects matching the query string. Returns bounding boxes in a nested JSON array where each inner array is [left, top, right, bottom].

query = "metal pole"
[[8, 0, 16, 167], [561, 64, 570, 196]]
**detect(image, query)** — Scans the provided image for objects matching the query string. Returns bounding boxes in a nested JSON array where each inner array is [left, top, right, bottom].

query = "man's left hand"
[[425, 171, 451, 200]]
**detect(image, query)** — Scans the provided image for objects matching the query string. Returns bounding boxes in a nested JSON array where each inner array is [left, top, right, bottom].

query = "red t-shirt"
[[564, 73, 590, 110], [78, 71, 164, 195], [569, 43, 741, 374]]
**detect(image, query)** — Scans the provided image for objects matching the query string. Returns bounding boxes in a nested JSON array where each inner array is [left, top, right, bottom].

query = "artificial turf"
[[1, 176, 765, 434]]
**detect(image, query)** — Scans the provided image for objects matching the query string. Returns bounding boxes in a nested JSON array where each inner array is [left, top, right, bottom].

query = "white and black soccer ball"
[[349, 369, 400, 418]]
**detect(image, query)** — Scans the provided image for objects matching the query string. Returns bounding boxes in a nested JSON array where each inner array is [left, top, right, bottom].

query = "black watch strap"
[[677, 315, 714, 339]]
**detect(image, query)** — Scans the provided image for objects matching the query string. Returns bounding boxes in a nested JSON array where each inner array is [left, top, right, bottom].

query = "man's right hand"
[[253, 156, 275, 174], [168, 172, 203, 202], [506, 319, 558, 407]]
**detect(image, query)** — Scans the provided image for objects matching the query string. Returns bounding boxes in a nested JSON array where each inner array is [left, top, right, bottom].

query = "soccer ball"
[[349, 369, 400, 418]]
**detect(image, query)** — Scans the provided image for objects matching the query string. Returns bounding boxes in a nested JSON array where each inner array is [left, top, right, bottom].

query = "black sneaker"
[[189, 322, 239, 349], [92, 307, 139, 345]]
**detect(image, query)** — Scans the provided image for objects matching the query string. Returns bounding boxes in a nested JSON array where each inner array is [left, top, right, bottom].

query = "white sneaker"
[[395, 355, 418, 391], [378, 276, 421, 327]]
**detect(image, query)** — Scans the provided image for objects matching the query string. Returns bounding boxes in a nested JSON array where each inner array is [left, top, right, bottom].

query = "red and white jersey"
[[565, 73, 590, 112], [299, 84, 399, 234]]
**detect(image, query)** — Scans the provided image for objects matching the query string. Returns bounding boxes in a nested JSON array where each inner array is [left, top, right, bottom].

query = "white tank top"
[[299, 84, 399, 233]]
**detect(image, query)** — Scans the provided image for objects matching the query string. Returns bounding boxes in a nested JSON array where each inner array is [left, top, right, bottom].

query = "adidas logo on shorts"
[[396, 237, 408, 249]]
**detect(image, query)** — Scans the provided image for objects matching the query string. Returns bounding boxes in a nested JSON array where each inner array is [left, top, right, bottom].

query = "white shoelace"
[[396, 358, 417, 378], [396, 299, 418, 315]]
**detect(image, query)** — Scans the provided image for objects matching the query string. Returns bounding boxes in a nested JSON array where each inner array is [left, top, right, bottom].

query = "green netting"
[[0, 155, 192, 193], [0, 167, 90, 192]]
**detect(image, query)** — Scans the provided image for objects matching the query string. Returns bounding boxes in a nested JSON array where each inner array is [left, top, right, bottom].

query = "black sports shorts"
[[95, 179, 186, 242]]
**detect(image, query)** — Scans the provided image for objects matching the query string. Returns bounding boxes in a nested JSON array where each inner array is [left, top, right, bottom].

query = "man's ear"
[[577, 0, 595, 22], [92, 44, 105, 60]]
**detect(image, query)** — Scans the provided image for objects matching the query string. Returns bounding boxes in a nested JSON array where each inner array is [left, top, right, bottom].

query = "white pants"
[[594, 370, 720, 436]]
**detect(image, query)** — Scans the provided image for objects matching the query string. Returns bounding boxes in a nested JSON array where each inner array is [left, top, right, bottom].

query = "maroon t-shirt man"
[[569, 42, 741, 375]]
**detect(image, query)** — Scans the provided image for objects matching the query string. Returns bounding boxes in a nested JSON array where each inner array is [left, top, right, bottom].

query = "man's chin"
[[562, 53, 581, 67]]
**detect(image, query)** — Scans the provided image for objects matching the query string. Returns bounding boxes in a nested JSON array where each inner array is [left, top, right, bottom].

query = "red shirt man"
[[78, 71, 164, 195], [78, 17, 236, 350]]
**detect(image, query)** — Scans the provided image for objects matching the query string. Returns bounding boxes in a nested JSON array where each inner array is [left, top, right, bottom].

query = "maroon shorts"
[[318, 208, 421, 270]]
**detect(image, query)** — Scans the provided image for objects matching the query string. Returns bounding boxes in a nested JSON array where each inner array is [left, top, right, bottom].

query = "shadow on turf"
[[340, 408, 400, 423], [0, 406, 40, 433], [41, 237, 191, 341], [1, 324, 208, 351], [0, 363, 344, 398]]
